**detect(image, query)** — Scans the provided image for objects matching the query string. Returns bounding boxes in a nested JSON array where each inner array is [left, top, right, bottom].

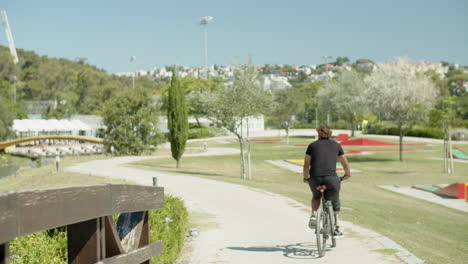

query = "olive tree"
[[270, 88, 301, 144], [364, 59, 438, 161], [316, 69, 367, 136], [204, 65, 271, 179]]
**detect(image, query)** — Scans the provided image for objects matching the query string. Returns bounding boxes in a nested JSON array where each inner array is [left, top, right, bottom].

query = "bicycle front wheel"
[[315, 209, 326, 257]]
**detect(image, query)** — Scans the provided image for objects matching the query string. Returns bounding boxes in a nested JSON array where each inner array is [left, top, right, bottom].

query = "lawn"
[[130, 136, 468, 264], [0, 154, 126, 191]]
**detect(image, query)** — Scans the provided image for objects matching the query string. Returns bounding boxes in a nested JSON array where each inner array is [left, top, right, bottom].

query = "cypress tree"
[[167, 69, 188, 168]]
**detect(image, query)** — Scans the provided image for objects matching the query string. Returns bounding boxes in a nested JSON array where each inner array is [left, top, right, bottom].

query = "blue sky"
[[1, 0, 467, 73]]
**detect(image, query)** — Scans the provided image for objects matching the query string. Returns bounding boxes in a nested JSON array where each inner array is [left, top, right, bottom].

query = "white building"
[[236, 116, 265, 135], [263, 75, 292, 91]]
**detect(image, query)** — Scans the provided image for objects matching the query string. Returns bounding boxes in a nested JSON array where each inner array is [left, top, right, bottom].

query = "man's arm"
[[338, 155, 351, 180], [303, 154, 311, 183]]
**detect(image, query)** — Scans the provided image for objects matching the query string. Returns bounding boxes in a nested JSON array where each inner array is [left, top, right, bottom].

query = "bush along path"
[[66, 147, 423, 264]]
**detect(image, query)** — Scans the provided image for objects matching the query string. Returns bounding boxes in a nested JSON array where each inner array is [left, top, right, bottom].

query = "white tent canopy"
[[13, 119, 93, 137]]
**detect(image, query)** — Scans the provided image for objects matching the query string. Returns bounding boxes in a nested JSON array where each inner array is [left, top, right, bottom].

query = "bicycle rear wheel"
[[315, 209, 326, 257]]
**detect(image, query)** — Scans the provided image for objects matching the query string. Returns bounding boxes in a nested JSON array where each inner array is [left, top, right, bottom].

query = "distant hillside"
[[0, 45, 166, 118]]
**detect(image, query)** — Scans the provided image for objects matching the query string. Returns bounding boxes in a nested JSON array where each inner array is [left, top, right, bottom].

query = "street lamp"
[[321, 55, 333, 126], [199, 16, 213, 78], [130, 56, 137, 89]]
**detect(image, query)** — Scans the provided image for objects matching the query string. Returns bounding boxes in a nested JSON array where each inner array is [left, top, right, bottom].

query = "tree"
[[0, 97, 15, 140], [204, 65, 271, 179], [181, 76, 222, 127], [334, 57, 350, 66], [446, 73, 468, 96], [364, 59, 438, 161], [270, 89, 301, 144], [167, 70, 188, 168], [317, 69, 367, 136], [101, 89, 160, 156]]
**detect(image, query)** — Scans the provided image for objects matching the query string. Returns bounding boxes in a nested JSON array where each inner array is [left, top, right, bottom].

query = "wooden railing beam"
[[104, 216, 125, 258], [0, 184, 164, 244], [94, 241, 162, 264]]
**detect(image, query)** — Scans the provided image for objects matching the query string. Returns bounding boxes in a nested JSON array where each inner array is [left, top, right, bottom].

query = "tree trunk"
[[448, 126, 454, 174], [350, 118, 355, 137], [237, 135, 246, 180], [246, 118, 251, 180], [285, 127, 289, 144], [195, 116, 201, 128], [176, 159, 180, 168], [247, 141, 251, 180], [398, 123, 403, 162], [443, 121, 448, 173]]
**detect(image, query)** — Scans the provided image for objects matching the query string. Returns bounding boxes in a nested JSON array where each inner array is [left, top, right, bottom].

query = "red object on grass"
[[249, 139, 283, 142], [345, 149, 415, 154], [337, 134, 349, 142], [433, 183, 466, 199], [340, 138, 397, 146]]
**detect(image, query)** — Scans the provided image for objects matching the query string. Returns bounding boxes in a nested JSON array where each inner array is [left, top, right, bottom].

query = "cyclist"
[[303, 125, 351, 237]]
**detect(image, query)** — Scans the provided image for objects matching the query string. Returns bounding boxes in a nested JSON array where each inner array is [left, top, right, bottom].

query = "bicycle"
[[315, 185, 336, 257]]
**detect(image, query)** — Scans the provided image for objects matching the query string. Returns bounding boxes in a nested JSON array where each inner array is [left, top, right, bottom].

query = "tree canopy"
[[364, 59, 438, 160], [317, 69, 367, 136], [101, 89, 161, 156]]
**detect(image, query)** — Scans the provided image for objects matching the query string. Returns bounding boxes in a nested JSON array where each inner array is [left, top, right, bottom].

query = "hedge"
[[188, 127, 226, 139], [367, 123, 444, 139], [10, 195, 188, 264]]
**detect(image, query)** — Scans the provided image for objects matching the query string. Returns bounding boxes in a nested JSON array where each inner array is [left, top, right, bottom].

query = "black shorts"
[[308, 175, 341, 202]]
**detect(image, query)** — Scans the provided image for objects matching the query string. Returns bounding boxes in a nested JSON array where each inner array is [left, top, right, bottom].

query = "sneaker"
[[308, 215, 316, 229], [333, 228, 344, 238]]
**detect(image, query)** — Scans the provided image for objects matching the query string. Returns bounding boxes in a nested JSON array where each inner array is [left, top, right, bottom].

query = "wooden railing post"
[[0, 243, 9, 264], [68, 217, 105, 264]]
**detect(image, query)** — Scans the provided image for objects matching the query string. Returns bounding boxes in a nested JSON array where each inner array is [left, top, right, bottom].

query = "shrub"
[[10, 195, 188, 264], [150, 195, 188, 264], [368, 123, 443, 139], [407, 127, 443, 139], [10, 230, 67, 264], [331, 120, 348, 129], [188, 127, 226, 139]]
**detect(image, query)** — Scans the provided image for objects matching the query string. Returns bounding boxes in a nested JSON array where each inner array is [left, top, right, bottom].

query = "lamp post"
[[199, 16, 213, 79], [130, 56, 137, 89], [322, 55, 333, 126]]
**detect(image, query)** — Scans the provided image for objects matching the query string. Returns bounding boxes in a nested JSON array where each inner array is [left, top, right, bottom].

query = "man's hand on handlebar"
[[340, 174, 351, 181], [303, 176, 310, 183]]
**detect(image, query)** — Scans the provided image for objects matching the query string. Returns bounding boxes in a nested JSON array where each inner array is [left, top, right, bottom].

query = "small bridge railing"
[[0, 184, 164, 264]]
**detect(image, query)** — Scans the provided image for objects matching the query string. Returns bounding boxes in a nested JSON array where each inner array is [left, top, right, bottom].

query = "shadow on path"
[[227, 242, 333, 259]]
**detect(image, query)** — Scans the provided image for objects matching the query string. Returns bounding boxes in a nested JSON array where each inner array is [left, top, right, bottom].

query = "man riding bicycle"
[[303, 125, 351, 237]]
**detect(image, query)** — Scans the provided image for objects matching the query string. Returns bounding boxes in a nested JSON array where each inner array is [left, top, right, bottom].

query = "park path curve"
[[66, 147, 422, 264]]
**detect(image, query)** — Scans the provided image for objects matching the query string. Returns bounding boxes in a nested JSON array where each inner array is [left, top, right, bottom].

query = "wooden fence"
[[0, 184, 165, 264]]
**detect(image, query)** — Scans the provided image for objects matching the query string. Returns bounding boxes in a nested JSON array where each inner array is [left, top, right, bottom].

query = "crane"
[[1, 10, 19, 102]]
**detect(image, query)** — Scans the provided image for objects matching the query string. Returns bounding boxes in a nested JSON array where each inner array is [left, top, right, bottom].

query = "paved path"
[[66, 147, 422, 264]]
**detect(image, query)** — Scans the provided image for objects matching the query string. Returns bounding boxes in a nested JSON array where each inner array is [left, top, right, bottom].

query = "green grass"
[[0, 154, 126, 191], [131, 136, 468, 264]]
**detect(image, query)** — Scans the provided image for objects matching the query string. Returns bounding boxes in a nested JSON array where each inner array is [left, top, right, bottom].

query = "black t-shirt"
[[305, 139, 344, 177]]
